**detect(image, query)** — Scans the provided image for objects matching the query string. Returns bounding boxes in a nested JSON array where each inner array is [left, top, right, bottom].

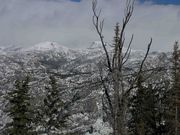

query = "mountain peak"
[[25, 41, 69, 53]]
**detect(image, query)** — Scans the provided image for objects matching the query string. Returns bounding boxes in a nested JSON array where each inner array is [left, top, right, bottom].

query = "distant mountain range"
[[0, 41, 171, 134]]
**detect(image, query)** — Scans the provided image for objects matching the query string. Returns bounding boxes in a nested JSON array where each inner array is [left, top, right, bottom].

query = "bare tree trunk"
[[112, 66, 127, 135], [92, 0, 152, 135]]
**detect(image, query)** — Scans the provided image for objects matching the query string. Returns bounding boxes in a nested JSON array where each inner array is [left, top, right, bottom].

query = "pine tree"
[[3, 76, 35, 135], [41, 76, 68, 134], [128, 75, 146, 135], [169, 41, 180, 135], [129, 74, 171, 135]]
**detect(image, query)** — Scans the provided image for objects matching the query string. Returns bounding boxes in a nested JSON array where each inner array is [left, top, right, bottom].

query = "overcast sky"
[[0, 0, 180, 51]]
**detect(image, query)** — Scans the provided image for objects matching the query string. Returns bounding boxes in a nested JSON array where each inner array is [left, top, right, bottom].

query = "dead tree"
[[92, 0, 152, 135]]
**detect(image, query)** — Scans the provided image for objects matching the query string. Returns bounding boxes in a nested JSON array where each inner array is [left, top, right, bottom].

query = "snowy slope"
[[0, 41, 171, 135]]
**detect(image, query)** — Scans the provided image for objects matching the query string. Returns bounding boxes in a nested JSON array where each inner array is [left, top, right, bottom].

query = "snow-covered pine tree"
[[41, 76, 69, 134], [129, 72, 171, 135], [3, 76, 36, 135]]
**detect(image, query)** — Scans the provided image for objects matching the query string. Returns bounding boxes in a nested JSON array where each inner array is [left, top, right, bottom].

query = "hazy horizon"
[[0, 0, 180, 51]]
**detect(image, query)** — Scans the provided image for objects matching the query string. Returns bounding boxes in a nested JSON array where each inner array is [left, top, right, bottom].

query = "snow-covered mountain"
[[0, 41, 171, 134], [25, 41, 69, 52]]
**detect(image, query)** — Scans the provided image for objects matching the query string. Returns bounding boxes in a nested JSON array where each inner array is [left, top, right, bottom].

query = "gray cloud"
[[0, 0, 179, 51]]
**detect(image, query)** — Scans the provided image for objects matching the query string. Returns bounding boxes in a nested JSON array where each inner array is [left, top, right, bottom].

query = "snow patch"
[[85, 118, 112, 135]]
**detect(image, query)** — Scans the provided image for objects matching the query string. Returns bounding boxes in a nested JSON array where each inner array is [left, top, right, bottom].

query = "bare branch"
[[119, 0, 134, 51], [122, 34, 134, 65], [138, 38, 152, 74], [92, 0, 112, 72], [125, 38, 152, 97], [122, 48, 131, 65], [100, 74, 114, 117]]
